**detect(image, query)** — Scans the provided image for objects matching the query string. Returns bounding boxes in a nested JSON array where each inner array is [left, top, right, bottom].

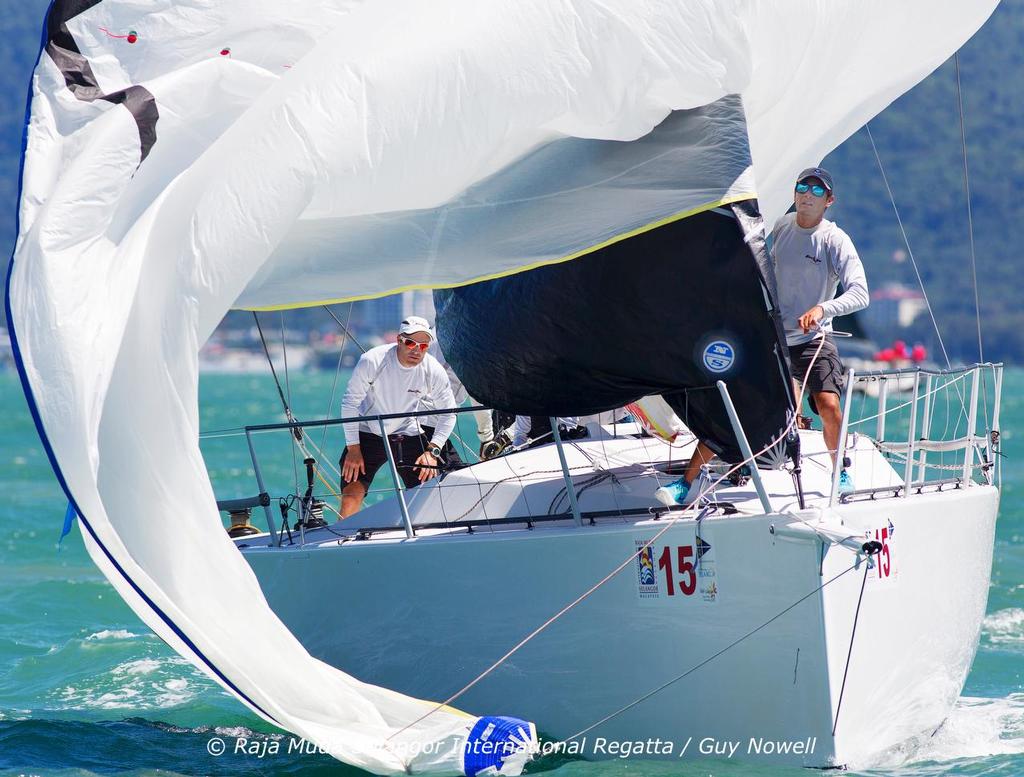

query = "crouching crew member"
[[512, 415, 587, 449], [339, 316, 456, 517]]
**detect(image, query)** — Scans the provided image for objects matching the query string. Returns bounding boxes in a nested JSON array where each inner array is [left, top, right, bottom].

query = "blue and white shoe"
[[838, 470, 855, 495], [655, 476, 690, 507]]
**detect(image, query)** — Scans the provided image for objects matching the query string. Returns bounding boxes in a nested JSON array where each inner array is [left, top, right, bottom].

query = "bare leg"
[[684, 440, 716, 485], [341, 481, 367, 517], [814, 391, 843, 467]]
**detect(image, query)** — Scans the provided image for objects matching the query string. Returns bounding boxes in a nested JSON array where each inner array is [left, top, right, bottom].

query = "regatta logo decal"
[[635, 541, 658, 598], [696, 534, 718, 603], [805, 254, 822, 264], [702, 340, 735, 373]]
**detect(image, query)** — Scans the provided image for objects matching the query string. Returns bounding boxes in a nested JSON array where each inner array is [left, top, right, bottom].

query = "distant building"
[[358, 294, 405, 335], [357, 291, 436, 337], [401, 290, 436, 322]]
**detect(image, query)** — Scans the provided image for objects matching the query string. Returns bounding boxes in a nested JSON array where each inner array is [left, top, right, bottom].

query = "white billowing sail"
[[9, 0, 997, 773]]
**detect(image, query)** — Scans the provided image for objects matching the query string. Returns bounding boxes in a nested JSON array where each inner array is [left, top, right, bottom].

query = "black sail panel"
[[434, 202, 794, 463]]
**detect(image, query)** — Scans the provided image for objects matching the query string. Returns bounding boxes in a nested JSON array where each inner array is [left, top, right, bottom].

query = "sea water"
[[1, 370, 1022, 777]]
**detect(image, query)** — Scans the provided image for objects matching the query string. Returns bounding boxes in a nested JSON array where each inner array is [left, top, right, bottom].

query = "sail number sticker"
[[635, 537, 718, 603], [866, 520, 898, 586]]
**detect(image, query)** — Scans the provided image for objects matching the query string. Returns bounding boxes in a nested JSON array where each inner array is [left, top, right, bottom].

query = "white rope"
[[389, 336, 828, 741], [564, 559, 862, 743]]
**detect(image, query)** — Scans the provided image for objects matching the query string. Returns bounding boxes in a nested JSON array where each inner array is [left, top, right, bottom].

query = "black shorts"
[[340, 427, 461, 493], [340, 430, 433, 492], [788, 336, 845, 415]]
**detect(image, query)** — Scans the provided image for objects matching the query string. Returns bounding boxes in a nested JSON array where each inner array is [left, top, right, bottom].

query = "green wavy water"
[[1, 371, 1022, 777]]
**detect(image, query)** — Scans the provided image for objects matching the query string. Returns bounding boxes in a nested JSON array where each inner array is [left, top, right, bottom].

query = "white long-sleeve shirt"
[[771, 213, 869, 346], [512, 415, 580, 448], [341, 344, 456, 447]]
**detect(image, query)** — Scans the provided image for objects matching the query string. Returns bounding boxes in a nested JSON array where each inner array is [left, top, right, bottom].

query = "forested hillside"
[[822, 1, 1024, 361], [2, 2, 1021, 360]]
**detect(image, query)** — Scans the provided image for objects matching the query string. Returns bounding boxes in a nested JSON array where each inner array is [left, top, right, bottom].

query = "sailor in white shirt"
[[339, 316, 457, 517]]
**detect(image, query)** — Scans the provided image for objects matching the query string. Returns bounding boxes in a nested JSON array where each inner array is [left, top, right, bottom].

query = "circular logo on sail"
[[702, 340, 735, 373]]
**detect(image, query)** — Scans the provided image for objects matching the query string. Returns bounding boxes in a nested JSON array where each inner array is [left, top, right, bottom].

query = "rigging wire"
[[564, 558, 863, 743], [593, 425, 629, 521], [252, 312, 302, 441], [953, 52, 990, 432], [389, 336, 829, 741], [280, 312, 293, 410], [954, 52, 984, 367], [319, 304, 355, 457], [198, 426, 248, 439], [252, 312, 342, 505], [281, 311, 299, 499], [322, 304, 368, 354], [832, 560, 872, 736], [865, 125, 953, 370], [865, 125, 972, 431]]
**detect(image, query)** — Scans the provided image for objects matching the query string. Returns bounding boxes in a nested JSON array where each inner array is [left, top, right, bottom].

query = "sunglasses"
[[399, 336, 430, 352], [795, 182, 828, 198]]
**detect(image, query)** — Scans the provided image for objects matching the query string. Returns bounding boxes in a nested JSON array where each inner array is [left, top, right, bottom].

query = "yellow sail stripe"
[[240, 193, 756, 312]]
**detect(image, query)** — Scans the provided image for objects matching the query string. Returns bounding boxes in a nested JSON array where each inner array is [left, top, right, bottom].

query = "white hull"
[[240, 427, 997, 768]]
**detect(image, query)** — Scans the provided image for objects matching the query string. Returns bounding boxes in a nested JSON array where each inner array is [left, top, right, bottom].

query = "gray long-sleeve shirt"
[[771, 213, 869, 346]]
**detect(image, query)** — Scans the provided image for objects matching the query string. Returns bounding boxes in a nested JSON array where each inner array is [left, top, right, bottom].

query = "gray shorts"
[[788, 336, 845, 415]]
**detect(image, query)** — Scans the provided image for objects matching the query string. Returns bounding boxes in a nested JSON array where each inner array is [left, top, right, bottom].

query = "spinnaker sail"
[[433, 97, 793, 463], [7, 0, 998, 773]]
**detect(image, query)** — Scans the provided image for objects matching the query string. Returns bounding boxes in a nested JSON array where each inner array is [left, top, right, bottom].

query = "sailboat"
[[238, 359, 1000, 768], [6, 0, 1002, 772]]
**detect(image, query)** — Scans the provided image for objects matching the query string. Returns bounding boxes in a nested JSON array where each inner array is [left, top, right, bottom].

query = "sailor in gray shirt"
[[772, 167, 868, 492]]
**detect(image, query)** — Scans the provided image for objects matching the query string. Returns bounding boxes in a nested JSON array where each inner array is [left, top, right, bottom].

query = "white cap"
[[398, 315, 433, 339]]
